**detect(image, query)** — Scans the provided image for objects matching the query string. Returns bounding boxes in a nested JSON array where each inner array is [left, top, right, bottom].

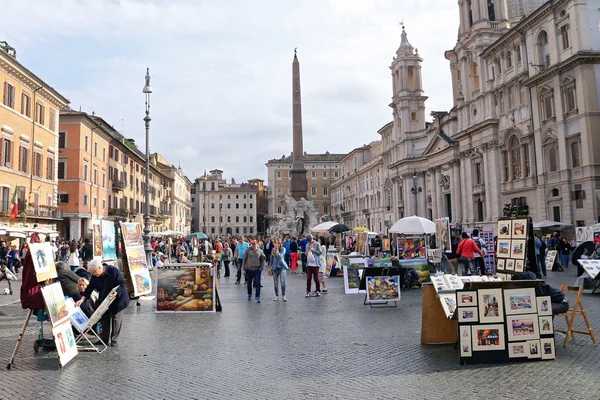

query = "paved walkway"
[[0, 266, 599, 399]]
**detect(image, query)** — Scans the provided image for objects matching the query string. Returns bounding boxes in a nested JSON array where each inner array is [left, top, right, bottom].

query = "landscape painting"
[[156, 267, 215, 313]]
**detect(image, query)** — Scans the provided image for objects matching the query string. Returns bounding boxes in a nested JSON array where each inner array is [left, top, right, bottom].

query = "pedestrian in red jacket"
[[456, 232, 484, 275]]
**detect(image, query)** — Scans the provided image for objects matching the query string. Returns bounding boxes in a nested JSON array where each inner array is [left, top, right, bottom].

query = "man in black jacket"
[[80, 238, 94, 263], [75, 260, 130, 346]]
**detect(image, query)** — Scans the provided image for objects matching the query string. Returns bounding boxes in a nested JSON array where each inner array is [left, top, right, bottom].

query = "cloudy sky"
[[4, 0, 458, 183]]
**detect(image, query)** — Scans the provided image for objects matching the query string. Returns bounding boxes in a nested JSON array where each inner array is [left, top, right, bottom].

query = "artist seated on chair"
[[391, 256, 422, 289], [512, 272, 569, 315]]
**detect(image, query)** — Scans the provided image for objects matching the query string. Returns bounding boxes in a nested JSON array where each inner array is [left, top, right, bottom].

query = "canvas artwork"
[[504, 288, 537, 315], [457, 291, 477, 306], [540, 338, 556, 359], [397, 238, 426, 260], [356, 232, 368, 255], [29, 242, 57, 282], [345, 236, 357, 252], [545, 250, 557, 271], [439, 293, 457, 319], [472, 324, 506, 351], [383, 238, 391, 252], [512, 219, 527, 239], [92, 222, 103, 258], [505, 259, 515, 271], [325, 254, 336, 277], [496, 259, 505, 271], [125, 245, 152, 297], [101, 220, 117, 259], [52, 321, 78, 367], [510, 240, 526, 260], [508, 342, 529, 358], [65, 298, 89, 333], [435, 218, 452, 253], [156, 267, 215, 313], [527, 340, 541, 359], [41, 282, 70, 327], [478, 289, 504, 323], [458, 307, 479, 323], [536, 296, 552, 316], [498, 220, 512, 239], [507, 315, 540, 341], [514, 260, 525, 273], [343, 263, 365, 294], [497, 240, 510, 258], [539, 315, 553, 335], [366, 276, 400, 303], [86, 287, 119, 328], [120, 222, 144, 247]]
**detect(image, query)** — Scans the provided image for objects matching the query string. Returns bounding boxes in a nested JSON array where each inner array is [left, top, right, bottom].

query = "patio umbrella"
[[187, 232, 208, 241], [389, 216, 436, 235], [572, 241, 595, 270], [328, 223, 351, 233], [353, 227, 369, 232], [311, 221, 338, 232]]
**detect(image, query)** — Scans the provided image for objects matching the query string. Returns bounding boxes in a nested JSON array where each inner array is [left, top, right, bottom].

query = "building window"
[[276, 170, 281, 178], [84, 164, 88, 181], [236, 216, 239, 223], [311, 186, 317, 196], [93, 197, 98, 207], [571, 142, 581, 168], [311, 170, 316, 178], [35, 102, 45, 125], [84, 135, 88, 152], [574, 184, 585, 209], [334, 170, 339, 178], [562, 79, 577, 114], [49, 109, 57, 132], [236, 203, 239, 209], [277, 205, 282, 213], [114, 148, 119, 162], [211, 216, 215, 223], [58, 193, 69, 204], [510, 136, 521, 180], [250, 203, 253, 209], [540, 89, 555, 120], [324, 204, 329, 214], [323, 170, 327, 178], [515, 44, 522, 65], [58, 161, 65, 179], [102, 199, 106, 209], [33, 152, 42, 177], [506, 51, 512, 68], [523, 143, 530, 177], [83, 194, 88, 206], [94, 142, 98, 157], [547, 145, 558, 172], [474, 162, 482, 185], [93, 169, 97, 184], [21, 92, 31, 117], [537, 31, 550, 70], [243, 216, 247, 223], [211, 203, 214, 209], [411, 112, 417, 121], [58, 131, 66, 148], [2, 139, 11, 167], [3, 82, 15, 108], [46, 157, 53, 180], [19, 146, 28, 173], [560, 24, 570, 50], [276, 185, 282, 194], [502, 151, 509, 182]]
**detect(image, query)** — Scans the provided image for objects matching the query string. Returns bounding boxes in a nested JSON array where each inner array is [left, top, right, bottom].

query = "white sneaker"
[[273, 297, 279, 301], [282, 296, 287, 302]]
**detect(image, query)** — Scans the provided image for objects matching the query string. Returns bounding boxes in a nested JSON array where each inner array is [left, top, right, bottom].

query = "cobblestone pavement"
[[1, 265, 600, 400]]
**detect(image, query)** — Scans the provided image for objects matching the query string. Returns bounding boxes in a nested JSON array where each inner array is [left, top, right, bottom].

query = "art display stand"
[[420, 284, 458, 344], [457, 280, 556, 365], [495, 216, 537, 279], [358, 267, 402, 308]]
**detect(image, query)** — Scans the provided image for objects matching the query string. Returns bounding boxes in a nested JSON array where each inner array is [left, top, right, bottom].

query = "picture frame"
[[459, 325, 472, 357], [539, 315, 554, 335], [527, 339, 541, 359], [512, 219, 527, 239], [507, 314, 540, 341], [460, 341, 472, 357], [478, 289, 504, 323], [496, 259, 505, 271], [540, 338, 556, 359], [457, 291, 477, 307], [41, 282, 70, 327], [366, 276, 400, 303], [29, 242, 58, 282], [498, 220, 512, 239], [156, 267, 216, 313], [52, 320, 78, 367], [514, 260, 524, 273], [508, 341, 529, 358], [536, 296, 552, 316], [497, 240, 511, 258], [472, 324, 506, 351], [504, 288, 537, 315], [505, 259, 515, 272], [439, 293, 457, 319], [458, 306, 479, 323], [343, 262, 366, 295], [510, 240, 526, 260]]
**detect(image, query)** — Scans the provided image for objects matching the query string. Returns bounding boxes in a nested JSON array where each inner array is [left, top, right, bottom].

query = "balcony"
[[108, 208, 128, 218], [112, 179, 127, 191]]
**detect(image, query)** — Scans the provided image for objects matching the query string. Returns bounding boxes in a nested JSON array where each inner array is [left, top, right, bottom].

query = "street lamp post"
[[142, 68, 153, 264], [411, 172, 422, 216]]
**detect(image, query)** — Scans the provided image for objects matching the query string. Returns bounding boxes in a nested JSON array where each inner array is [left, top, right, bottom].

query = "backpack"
[[474, 237, 487, 256]]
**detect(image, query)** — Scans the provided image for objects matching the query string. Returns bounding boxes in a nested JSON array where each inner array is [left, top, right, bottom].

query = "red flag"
[[8, 187, 18, 218]]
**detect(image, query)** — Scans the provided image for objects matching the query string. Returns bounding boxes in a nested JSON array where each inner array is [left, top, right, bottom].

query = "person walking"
[[242, 239, 266, 303], [221, 242, 233, 277], [235, 237, 249, 284], [289, 237, 299, 274], [305, 234, 322, 297], [269, 239, 288, 301], [456, 232, 484, 276], [559, 237, 571, 269], [299, 235, 309, 274], [283, 236, 291, 268], [318, 236, 328, 293], [67, 241, 80, 272]]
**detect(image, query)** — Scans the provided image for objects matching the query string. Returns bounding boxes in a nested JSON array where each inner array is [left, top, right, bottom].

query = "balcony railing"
[[108, 208, 128, 217], [112, 179, 127, 191]]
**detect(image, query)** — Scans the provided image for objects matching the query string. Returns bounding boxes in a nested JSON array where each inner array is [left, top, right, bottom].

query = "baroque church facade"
[[332, 0, 600, 232]]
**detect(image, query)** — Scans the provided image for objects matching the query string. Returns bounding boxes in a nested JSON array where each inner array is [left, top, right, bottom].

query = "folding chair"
[[554, 285, 597, 348]]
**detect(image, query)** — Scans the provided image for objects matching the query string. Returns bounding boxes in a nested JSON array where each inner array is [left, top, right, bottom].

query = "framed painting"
[[527, 340, 541, 359], [496, 259, 505, 271], [539, 315, 554, 335], [29, 242, 58, 282], [505, 259, 515, 272], [343, 263, 365, 294], [458, 307, 478, 323], [439, 293, 457, 319], [498, 220, 512, 239], [497, 240, 511, 258], [507, 315, 540, 342], [366, 276, 400, 303], [514, 260, 524, 273], [457, 291, 477, 307], [536, 296, 552, 316], [512, 219, 527, 239], [510, 240, 526, 260], [156, 267, 215, 313], [52, 320, 78, 367], [508, 342, 529, 358], [540, 338, 556, 360], [504, 288, 537, 315], [478, 289, 504, 323], [472, 324, 506, 351], [41, 282, 70, 327], [459, 325, 472, 357]]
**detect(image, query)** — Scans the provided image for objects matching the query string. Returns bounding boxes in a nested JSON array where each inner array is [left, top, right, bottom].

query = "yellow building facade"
[[0, 44, 69, 229]]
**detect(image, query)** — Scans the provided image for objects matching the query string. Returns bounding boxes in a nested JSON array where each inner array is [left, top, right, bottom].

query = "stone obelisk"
[[290, 49, 308, 200]]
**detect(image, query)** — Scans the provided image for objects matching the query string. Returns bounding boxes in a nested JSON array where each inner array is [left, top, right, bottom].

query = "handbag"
[[307, 250, 316, 265], [268, 267, 273, 277]]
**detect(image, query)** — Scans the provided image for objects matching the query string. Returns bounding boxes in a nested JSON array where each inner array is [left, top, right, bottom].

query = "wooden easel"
[[6, 309, 34, 370], [555, 285, 597, 347]]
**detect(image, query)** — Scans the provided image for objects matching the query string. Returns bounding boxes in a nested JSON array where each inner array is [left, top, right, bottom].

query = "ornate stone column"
[[483, 147, 492, 221], [451, 160, 462, 222]]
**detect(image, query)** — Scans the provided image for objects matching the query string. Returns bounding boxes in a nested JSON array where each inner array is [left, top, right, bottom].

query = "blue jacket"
[[270, 247, 288, 270], [307, 241, 323, 267], [83, 265, 130, 313]]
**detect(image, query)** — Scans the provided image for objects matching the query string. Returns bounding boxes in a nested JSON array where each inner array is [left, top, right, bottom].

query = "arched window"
[[510, 136, 522, 180], [488, 0, 496, 21], [537, 31, 550, 70], [551, 188, 559, 197]]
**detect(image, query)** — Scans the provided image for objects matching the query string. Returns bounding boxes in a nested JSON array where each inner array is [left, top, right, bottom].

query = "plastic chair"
[[554, 285, 597, 348]]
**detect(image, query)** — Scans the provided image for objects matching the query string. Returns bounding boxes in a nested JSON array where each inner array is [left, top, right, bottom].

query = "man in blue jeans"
[[299, 235, 309, 274], [242, 239, 265, 303]]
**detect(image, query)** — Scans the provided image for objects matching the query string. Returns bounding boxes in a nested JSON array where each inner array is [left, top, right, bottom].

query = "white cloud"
[[3, 0, 459, 183]]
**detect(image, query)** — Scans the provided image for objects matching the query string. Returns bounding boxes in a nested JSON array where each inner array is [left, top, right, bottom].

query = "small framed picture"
[[458, 307, 479, 323], [472, 324, 506, 351], [460, 325, 471, 341], [497, 240, 511, 258], [457, 291, 477, 306], [514, 260, 524, 272], [461, 342, 472, 357], [527, 340, 541, 359], [511, 240, 526, 260], [505, 259, 515, 271], [540, 338, 556, 359], [504, 288, 537, 315], [496, 259, 505, 271], [507, 315, 540, 342], [536, 296, 552, 316], [508, 341, 529, 358], [498, 220, 512, 239], [478, 289, 504, 323], [512, 219, 527, 239], [539, 315, 554, 335]]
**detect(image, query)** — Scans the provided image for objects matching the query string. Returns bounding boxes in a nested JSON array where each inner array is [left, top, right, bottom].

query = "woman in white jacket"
[[318, 236, 328, 293], [67, 241, 80, 272]]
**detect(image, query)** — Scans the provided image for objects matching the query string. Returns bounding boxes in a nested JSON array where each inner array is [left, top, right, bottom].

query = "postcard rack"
[[457, 280, 555, 365], [495, 216, 537, 279]]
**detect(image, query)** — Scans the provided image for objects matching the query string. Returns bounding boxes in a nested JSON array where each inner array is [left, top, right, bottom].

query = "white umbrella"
[[389, 216, 436, 235], [533, 220, 573, 229], [310, 221, 338, 232]]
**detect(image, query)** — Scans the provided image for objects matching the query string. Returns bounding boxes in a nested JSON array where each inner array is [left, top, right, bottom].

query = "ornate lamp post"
[[411, 172, 422, 216], [142, 68, 153, 263]]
